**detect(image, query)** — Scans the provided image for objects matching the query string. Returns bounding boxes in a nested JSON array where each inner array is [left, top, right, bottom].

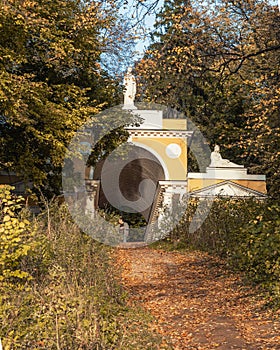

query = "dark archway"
[[92, 145, 165, 221]]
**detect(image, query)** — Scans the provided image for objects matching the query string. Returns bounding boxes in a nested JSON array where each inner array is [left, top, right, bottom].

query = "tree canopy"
[[136, 0, 280, 197], [0, 0, 135, 195], [1, 0, 279, 198]]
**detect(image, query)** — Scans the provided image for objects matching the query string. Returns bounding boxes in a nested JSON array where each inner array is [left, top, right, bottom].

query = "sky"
[[121, 0, 164, 59]]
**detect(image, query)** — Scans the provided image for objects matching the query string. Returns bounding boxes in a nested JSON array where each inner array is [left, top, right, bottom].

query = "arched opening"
[[92, 145, 165, 225]]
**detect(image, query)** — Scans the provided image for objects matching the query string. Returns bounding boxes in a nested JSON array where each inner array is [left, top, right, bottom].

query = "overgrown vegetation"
[[0, 186, 161, 349], [161, 197, 280, 307]]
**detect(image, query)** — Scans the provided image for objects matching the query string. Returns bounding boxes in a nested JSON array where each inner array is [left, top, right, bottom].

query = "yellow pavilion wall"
[[131, 136, 187, 181]]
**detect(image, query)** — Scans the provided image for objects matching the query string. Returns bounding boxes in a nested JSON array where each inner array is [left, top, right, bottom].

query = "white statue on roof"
[[123, 66, 137, 110], [210, 145, 243, 168]]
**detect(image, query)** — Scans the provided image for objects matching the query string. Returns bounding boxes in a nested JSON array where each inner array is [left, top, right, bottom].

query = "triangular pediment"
[[189, 180, 266, 198]]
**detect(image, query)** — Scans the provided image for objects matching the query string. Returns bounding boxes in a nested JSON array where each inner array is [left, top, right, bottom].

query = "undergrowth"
[[0, 185, 161, 349]]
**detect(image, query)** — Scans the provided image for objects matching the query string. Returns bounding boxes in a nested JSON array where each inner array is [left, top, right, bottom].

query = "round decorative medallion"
[[165, 143, 182, 159]]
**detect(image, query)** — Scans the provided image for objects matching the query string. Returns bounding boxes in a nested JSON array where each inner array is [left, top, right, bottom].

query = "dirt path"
[[115, 247, 280, 350]]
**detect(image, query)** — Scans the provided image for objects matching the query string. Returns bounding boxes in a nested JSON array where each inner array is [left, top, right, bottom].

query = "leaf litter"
[[114, 247, 280, 349]]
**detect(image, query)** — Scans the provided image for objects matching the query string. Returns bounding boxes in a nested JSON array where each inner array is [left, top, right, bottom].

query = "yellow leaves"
[[18, 221, 27, 229], [3, 215, 10, 222], [0, 186, 33, 282]]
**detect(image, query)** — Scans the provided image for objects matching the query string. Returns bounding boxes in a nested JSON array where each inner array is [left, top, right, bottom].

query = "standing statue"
[[210, 145, 243, 168], [119, 218, 129, 243], [123, 66, 137, 109]]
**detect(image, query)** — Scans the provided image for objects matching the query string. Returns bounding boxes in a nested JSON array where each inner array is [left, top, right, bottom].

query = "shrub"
[[234, 204, 280, 296], [0, 185, 33, 283]]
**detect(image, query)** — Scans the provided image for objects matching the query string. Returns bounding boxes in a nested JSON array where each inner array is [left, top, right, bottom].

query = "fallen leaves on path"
[[114, 247, 280, 350]]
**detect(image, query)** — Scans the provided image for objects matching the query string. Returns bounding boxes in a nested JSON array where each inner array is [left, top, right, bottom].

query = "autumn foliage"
[[136, 0, 280, 198]]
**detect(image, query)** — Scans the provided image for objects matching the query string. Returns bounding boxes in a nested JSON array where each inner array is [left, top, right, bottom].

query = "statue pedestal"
[[205, 166, 248, 179], [189, 166, 265, 181], [129, 109, 163, 129], [122, 104, 137, 110]]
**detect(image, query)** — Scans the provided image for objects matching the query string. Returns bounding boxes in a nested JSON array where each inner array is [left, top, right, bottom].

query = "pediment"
[[189, 180, 266, 198]]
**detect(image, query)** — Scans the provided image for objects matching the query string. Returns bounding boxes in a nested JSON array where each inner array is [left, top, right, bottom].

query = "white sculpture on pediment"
[[123, 66, 137, 109], [210, 145, 243, 168]]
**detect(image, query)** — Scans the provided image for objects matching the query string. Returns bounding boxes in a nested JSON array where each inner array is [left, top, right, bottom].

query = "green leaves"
[[237, 204, 280, 286], [0, 186, 33, 283], [0, 0, 132, 196]]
